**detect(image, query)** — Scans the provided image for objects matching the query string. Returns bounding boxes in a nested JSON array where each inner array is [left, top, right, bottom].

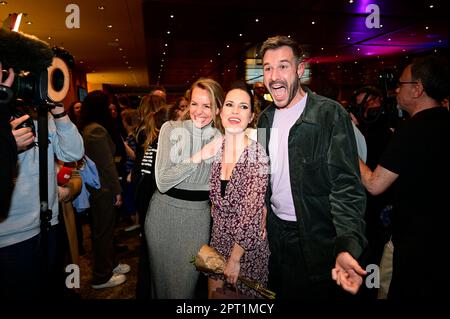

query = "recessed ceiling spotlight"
[[380, 24, 383, 28], [347, 37, 351, 40], [48, 36, 52, 40], [79, 61, 84, 64], [0, 1, 8, 5], [429, 4, 434, 8], [226, 44, 230, 48], [119, 48, 123, 51], [255, 18, 259, 22], [217, 53, 221, 56], [210, 59, 213, 63], [125, 61, 129, 64], [107, 24, 112, 28], [349, 0, 354, 3], [170, 14, 174, 18], [321, 47, 324, 50], [97, 6, 105, 10], [388, 38, 391, 41], [438, 39, 442, 43], [26, 21, 32, 25], [163, 52, 166, 55], [115, 38, 119, 42], [357, 48, 360, 51], [287, 35, 291, 38], [167, 30, 171, 34], [239, 33, 243, 37], [311, 21, 315, 25], [425, 26, 429, 30], [165, 43, 168, 46]]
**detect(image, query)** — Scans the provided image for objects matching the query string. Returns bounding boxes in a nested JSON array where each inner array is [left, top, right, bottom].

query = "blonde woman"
[[145, 78, 224, 298]]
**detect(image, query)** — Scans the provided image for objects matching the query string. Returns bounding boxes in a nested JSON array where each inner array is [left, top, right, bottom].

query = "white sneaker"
[[91, 273, 126, 289], [113, 263, 131, 274]]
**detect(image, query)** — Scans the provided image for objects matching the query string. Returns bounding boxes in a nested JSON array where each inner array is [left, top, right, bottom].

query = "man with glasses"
[[359, 55, 449, 299]]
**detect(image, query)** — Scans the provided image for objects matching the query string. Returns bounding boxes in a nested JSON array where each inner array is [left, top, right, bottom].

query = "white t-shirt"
[[268, 93, 307, 221]]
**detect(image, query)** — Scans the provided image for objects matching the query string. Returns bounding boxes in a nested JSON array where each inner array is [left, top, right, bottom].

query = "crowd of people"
[[0, 35, 448, 300]]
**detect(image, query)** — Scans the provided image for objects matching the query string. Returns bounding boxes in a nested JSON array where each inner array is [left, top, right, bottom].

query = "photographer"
[[0, 63, 84, 300]]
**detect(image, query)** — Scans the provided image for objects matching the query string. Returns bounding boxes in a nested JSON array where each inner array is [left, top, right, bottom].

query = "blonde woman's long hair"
[[134, 94, 166, 146]]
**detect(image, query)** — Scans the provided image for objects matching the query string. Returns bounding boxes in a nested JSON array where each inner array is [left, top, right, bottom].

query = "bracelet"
[[52, 111, 67, 119]]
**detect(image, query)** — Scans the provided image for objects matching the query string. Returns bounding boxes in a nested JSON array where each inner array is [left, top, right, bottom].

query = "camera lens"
[[51, 68, 65, 92]]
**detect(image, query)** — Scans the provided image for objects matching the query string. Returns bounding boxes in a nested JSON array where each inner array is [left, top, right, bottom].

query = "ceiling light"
[[79, 61, 84, 64], [170, 14, 174, 18], [347, 37, 351, 40], [349, 0, 354, 3], [210, 59, 213, 63], [321, 47, 324, 50], [167, 30, 171, 34], [425, 26, 429, 30], [106, 24, 112, 28], [239, 33, 243, 37], [226, 44, 230, 48], [255, 18, 259, 22], [164, 43, 168, 46], [311, 21, 315, 25], [380, 24, 383, 28], [217, 53, 221, 56], [119, 48, 123, 51], [429, 4, 434, 8], [438, 40, 442, 43], [287, 35, 291, 38], [163, 52, 166, 55], [388, 38, 391, 41], [48, 36, 52, 40], [357, 48, 360, 51], [115, 38, 119, 42], [26, 21, 32, 25], [125, 61, 129, 64], [97, 6, 105, 10], [0, 1, 7, 5]]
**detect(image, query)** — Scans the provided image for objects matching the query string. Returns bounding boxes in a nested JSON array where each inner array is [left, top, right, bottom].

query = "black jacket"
[[257, 88, 367, 281]]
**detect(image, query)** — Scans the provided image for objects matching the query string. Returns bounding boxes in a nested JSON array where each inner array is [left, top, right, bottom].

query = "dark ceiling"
[[142, 0, 448, 93]]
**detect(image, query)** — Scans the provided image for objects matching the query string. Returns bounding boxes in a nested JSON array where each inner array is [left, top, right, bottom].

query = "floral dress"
[[209, 141, 270, 297]]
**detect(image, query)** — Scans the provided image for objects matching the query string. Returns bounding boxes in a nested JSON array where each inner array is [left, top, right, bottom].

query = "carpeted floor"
[[78, 220, 141, 299]]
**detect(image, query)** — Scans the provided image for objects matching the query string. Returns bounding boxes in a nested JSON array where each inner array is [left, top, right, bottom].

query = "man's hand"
[[113, 193, 123, 208], [332, 252, 367, 295], [11, 115, 35, 151]]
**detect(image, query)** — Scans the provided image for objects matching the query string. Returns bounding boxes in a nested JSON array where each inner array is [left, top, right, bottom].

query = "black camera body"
[[0, 28, 71, 107]]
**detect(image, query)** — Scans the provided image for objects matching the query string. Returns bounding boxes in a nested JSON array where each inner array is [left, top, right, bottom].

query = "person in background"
[[257, 35, 367, 299], [121, 108, 140, 231], [67, 101, 82, 129], [168, 96, 189, 121], [208, 83, 270, 298], [359, 56, 449, 299], [79, 90, 130, 289], [146, 78, 224, 298]]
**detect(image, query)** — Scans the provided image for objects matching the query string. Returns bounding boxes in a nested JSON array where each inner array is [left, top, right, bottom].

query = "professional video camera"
[[0, 28, 71, 113], [0, 27, 73, 232], [348, 68, 406, 128]]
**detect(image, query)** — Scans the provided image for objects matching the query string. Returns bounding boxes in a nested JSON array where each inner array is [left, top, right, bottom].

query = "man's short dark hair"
[[260, 35, 303, 63], [411, 56, 449, 102]]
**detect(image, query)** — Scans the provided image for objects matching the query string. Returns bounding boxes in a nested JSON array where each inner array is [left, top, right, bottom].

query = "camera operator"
[[359, 56, 449, 298], [0, 74, 84, 300]]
